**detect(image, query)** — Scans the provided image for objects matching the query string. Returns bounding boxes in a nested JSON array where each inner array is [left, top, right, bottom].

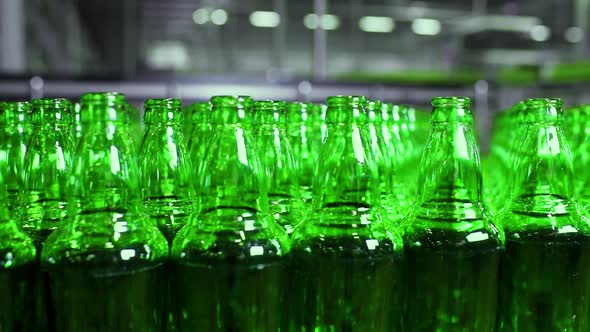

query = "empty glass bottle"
[[171, 96, 290, 331], [42, 92, 169, 332], [404, 97, 503, 331], [21, 98, 74, 249], [497, 98, 590, 331], [286, 102, 315, 205], [565, 104, 590, 209], [4, 102, 32, 216], [254, 100, 302, 235], [184, 101, 210, 144], [364, 99, 402, 222], [0, 148, 40, 331], [289, 96, 404, 331], [140, 98, 195, 244], [187, 102, 212, 170]]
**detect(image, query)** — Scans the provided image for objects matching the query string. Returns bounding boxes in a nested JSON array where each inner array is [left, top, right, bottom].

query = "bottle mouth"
[[326, 95, 366, 107], [210, 95, 252, 109], [33, 98, 73, 111], [524, 98, 562, 109], [144, 98, 182, 109], [523, 98, 563, 124], [80, 92, 126, 106], [431, 96, 471, 108], [5, 101, 31, 114], [253, 100, 286, 112]]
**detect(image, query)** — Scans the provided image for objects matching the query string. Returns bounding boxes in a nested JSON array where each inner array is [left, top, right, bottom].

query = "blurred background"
[[1, 0, 590, 148]]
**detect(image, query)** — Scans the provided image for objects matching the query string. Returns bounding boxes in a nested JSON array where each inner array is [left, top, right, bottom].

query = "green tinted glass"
[[497, 98, 590, 331], [403, 97, 503, 331], [171, 95, 290, 331], [140, 98, 196, 244], [41, 92, 168, 332], [289, 95, 404, 331]]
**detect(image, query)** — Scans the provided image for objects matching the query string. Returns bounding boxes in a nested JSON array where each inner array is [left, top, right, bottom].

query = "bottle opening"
[[80, 92, 126, 106], [144, 98, 183, 124], [253, 100, 286, 111], [524, 98, 562, 109], [327, 95, 366, 107], [144, 98, 182, 110], [430, 97, 472, 124], [523, 98, 563, 124], [210, 95, 252, 109], [32, 98, 73, 111], [431, 96, 471, 108]]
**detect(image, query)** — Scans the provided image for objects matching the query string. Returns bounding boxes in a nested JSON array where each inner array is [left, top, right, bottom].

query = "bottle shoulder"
[[172, 209, 290, 260], [41, 211, 169, 265]]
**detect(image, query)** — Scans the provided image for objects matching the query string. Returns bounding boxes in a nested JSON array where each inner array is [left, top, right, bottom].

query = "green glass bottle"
[[0, 148, 40, 331], [497, 98, 590, 331], [485, 102, 527, 213], [385, 103, 421, 209], [42, 92, 169, 332], [171, 95, 290, 331], [0, 102, 31, 215], [186, 102, 212, 168], [4, 101, 32, 216], [565, 104, 590, 209], [254, 100, 302, 235], [22, 98, 74, 249], [404, 97, 503, 331], [364, 99, 403, 223], [289, 96, 404, 331], [140, 98, 196, 244], [286, 102, 315, 205], [184, 101, 210, 144]]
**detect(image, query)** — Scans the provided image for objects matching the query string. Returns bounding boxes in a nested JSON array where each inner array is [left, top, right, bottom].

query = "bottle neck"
[[509, 120, 574, 211], [416, 103, 483, 220]]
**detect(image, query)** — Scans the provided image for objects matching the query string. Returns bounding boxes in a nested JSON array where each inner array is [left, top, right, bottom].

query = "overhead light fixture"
[[565, 27, 584, 43], [359, 16, 394, 33], [455, 15, 541, 33], [530, 25, 550, 42], [249, 11, 280, 28], [210, 9, 228, 26], [304, 14, 340, 30], [412, 18, 441, 36], [192, 8, 210, 25]]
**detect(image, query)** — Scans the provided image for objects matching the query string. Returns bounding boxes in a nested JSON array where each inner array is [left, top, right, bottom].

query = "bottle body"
[[21, 99, 74, 248], [171, 96, 290, 331], [140, 99, 195, 244], [497, 98, 590, 331], [42, 92, 169, 332], [289, 96, 404, 331], [403, 97, 502, 331]]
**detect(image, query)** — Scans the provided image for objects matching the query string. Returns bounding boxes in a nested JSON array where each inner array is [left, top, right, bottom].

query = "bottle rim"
[[326, 95, 366, 107], [5, 101, 31, 113], [524, 98, 563, 109], [210, 95, 252, 108], [144, 98, 182, 109], [80, 92, 126, 105], [431, 96, 471, 107], [253, 100, 286, 111]]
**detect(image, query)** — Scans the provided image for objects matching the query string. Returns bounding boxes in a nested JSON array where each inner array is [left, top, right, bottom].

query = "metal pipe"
[[313, 0, 327, 79], [0, 0, 26, 73]]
